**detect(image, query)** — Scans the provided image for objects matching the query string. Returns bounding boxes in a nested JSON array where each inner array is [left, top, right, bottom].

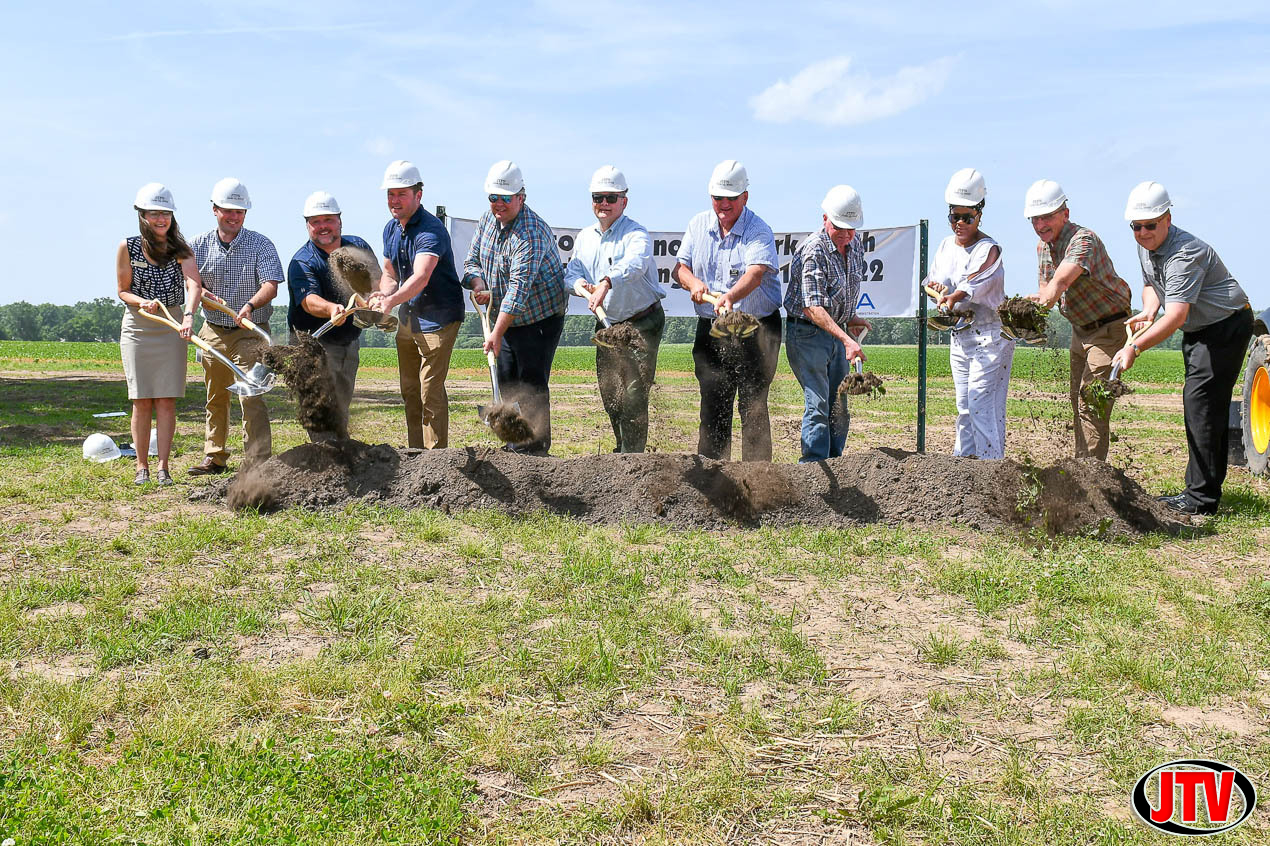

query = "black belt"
[[787, 315, 816, 326], [1078, 310, 1129, 333], [617, 301, 662, 323]]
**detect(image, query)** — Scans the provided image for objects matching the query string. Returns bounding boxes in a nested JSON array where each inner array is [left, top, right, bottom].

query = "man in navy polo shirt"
[[286, 191, 372, 437], [368, 160, 465, 449]]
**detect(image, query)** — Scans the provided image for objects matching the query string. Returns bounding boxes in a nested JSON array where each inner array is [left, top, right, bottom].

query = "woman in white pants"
[[927, 168, 1015, 459]]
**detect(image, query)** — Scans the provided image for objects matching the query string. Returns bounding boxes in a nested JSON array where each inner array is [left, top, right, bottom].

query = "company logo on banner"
[[447, 217, 919, 319]]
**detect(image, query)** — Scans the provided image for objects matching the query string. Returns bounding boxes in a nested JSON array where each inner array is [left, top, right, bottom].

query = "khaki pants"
[[1070, 320, 1124, 460], [397, 319, 461, 449], [199, 322, 271, 465]]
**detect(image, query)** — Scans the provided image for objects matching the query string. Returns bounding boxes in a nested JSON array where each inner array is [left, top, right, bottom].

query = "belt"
[[787, 315, 816, 327], [616, 301, 662, 324], [1078, 310, 1129, 333]]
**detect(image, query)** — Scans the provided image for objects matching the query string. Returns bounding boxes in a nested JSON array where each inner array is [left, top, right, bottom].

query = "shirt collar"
[[402, 206, 425, 231], [1047, 221, 1078, 258], [595, 213, 626, 237], [708, 206, 751, 239]]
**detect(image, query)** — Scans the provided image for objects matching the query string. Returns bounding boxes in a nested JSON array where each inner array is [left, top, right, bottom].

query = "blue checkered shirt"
[[783, 228, 864, 326], [191, 228, 285, 327], [461, 204, 568, 325]]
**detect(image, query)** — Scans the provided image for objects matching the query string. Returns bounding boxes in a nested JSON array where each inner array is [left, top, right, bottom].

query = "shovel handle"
[[571, 279, 612, 327], [137, 303, 250, 379], [469, 291, 503, 404], [701, 290, 732, 314], [201, 295, 272, 345]]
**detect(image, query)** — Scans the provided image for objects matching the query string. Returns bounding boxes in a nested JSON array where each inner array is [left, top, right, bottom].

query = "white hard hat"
[[821, 185, 864, 230], [83, 433, 121, 463], [210, 177, 251, 210], [303, 191, 341, 217], [380, 160, 423, 190], [1124, 181, 1172, 221], [708, 160, 749, 197], [484, 160, 524, 195], [134, 183, 176, 212], [1023, 179, 1067, 218], [590, 165, 627, 194], [945, 168, 986, 206]]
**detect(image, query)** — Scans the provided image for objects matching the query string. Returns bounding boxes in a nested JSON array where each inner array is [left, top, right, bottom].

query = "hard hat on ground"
[[590, 166, 627, 193], [303, 191, 341, 217], [945, 168, 986, 206], [822, 185, 864, 230], [210, 178, 252, 210], [381, 160, 422, 190], [485, 160, 524, 195], [83, 433, 121, 463], [1024, 179, 1067, 218], [134, 183, 176, 212], [709, 160, 749, 197], [1124, 181, 1171, 220]]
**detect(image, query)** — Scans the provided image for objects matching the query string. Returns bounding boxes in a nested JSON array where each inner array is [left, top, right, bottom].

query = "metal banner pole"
[[917, 219, 929, 453], [436, 205, 447, 225]]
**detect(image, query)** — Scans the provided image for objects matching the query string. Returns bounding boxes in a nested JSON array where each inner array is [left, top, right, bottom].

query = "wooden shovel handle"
[[136, 302, 220, 358], [700, 290, 732, 314], [200, 294, 269, 337]]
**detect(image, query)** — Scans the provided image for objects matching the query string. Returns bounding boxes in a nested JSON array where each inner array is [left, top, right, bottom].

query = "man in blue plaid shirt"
[[784, 186, 871, 462], [462, 160, 569, 455]]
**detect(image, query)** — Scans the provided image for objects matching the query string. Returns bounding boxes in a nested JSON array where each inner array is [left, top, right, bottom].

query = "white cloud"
[[750, 56, 955, 126]]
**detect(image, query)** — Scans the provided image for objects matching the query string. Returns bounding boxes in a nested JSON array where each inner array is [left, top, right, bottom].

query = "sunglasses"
[[488, 194, 517, 204], [1129, 221, 1160, 232], [591, 193, 624, 204], [711, 195, 737, 202], [948, 212, 978, 224]]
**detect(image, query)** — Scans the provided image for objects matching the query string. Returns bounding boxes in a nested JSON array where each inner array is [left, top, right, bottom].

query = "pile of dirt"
[[260, 336, 346, 440], [593, 322, 646, 353], [198, 443, 1187, 538]]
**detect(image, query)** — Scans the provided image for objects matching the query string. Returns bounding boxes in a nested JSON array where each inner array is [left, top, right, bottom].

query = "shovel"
[[138, 302, 276, 397], [198, 294, 279, 386], [571, 279, 617, 348], [701, 291, 759, 338], [923, 283, 973, 332], [1109, 322, 1151, 382], [311, 294, 399, 340], [469, 290, 523, 427]]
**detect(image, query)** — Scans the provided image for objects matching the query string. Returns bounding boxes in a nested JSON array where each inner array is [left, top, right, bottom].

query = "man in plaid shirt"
[[784, 186, 871, 462], [462, 160, 569, 455], [1025, 180, 1132, 460], [189, 178, 283, 474]]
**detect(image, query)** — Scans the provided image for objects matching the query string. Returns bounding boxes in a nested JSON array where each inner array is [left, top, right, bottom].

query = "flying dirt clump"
[[999, 296, 1049, 335], [713, 311, 759, 336], [194, 445, 1189, 539], [840, 371, 885, 398], [261, 335, 347, 440], [328, 245, 381, 300], [594, 322, 646, 353], [486, 403, 536, 444], [1081, 377, 1133, 419]]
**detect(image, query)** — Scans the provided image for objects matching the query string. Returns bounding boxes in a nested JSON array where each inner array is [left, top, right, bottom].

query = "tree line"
[[0, 298, 1186, 350]]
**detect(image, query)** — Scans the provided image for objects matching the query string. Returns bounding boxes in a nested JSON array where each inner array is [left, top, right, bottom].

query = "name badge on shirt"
[[131, 260, 148, 268], [729, 267, 742, 279]]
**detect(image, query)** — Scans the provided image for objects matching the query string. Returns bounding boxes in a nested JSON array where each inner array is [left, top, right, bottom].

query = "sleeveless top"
[[127, 236, 186, 307]]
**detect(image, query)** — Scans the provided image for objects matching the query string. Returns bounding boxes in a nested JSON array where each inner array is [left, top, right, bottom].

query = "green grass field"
[[0, 340, 1266, 844]]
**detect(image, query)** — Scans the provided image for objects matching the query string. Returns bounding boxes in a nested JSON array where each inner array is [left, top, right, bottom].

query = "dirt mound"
[[197, 443, 1187, 538]]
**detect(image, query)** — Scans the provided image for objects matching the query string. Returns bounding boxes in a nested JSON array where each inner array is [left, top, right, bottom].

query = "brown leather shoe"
[[188, 457, 228, 477]]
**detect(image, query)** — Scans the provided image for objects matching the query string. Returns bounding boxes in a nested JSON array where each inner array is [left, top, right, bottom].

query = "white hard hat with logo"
[[134, 183, 176, 212], [709, 160, 749, 197], [1024, 179, 1067, 218], [822, 185, 864, 230], [211, 177, 252, 210], [590, 165, 627, 193], [303, 191, 341, 217], [945, 168, 986, 206], [83, 433, 122, 463], [1124, 181, 1172, 221], [380, 160, 423, 190], [485, 160, 524, 195]]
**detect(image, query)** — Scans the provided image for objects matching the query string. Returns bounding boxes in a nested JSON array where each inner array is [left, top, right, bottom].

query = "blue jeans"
[[785, 319, 848, 462]]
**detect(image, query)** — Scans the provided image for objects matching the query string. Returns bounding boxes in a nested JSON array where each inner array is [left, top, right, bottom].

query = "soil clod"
[[840, 372, 886, 398], [712, 311, 759, 337], [1081, 378, 1133, 419], [328, 245, 381, 299], [485, 403, 536, 444], [999, 296, 1049, 334], [593, 322, 646, 352]]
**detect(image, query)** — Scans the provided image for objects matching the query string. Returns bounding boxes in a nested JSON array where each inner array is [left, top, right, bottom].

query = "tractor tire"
[[1243, 333, 1270, 476]]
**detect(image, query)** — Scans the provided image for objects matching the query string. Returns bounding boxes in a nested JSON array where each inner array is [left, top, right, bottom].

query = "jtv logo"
[[1132, 759, 1256, 835]]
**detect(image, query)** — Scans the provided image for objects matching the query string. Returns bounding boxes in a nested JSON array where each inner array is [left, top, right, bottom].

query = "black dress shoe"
[[1156, 493, 1203, 515], [188, 457, 228, 477]]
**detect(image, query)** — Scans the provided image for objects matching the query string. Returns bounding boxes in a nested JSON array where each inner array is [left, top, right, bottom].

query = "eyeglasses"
[[488, 194, 516, 204], [948, 212, 978, 224], [711, 195, 737, 202], [591, 193, 623, 204], [1129, 221, 1160, 232]]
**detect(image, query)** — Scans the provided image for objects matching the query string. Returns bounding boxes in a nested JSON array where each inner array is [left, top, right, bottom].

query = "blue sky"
[[1, 1, 1267, 308]]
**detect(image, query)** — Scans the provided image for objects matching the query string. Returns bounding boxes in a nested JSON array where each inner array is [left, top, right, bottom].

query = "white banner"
[[447, 216, 919, 318]]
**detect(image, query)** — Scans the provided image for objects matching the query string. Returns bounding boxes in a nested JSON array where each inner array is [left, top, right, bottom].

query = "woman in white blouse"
[[925, 168, 1015, 459]]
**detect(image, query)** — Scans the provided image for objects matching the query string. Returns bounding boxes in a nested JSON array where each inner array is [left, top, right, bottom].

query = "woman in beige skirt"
[[116, 183, 204, 486]]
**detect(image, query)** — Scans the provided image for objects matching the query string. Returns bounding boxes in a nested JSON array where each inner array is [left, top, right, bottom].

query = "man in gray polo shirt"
[[1111, 181, 1253, 515]]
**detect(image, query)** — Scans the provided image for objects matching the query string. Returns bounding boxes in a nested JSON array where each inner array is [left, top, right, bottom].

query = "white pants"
[[949, 325, 1015, 459]]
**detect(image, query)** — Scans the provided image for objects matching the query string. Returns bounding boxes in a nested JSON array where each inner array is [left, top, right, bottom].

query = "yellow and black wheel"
[[1244, 334, 1270, 476]]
